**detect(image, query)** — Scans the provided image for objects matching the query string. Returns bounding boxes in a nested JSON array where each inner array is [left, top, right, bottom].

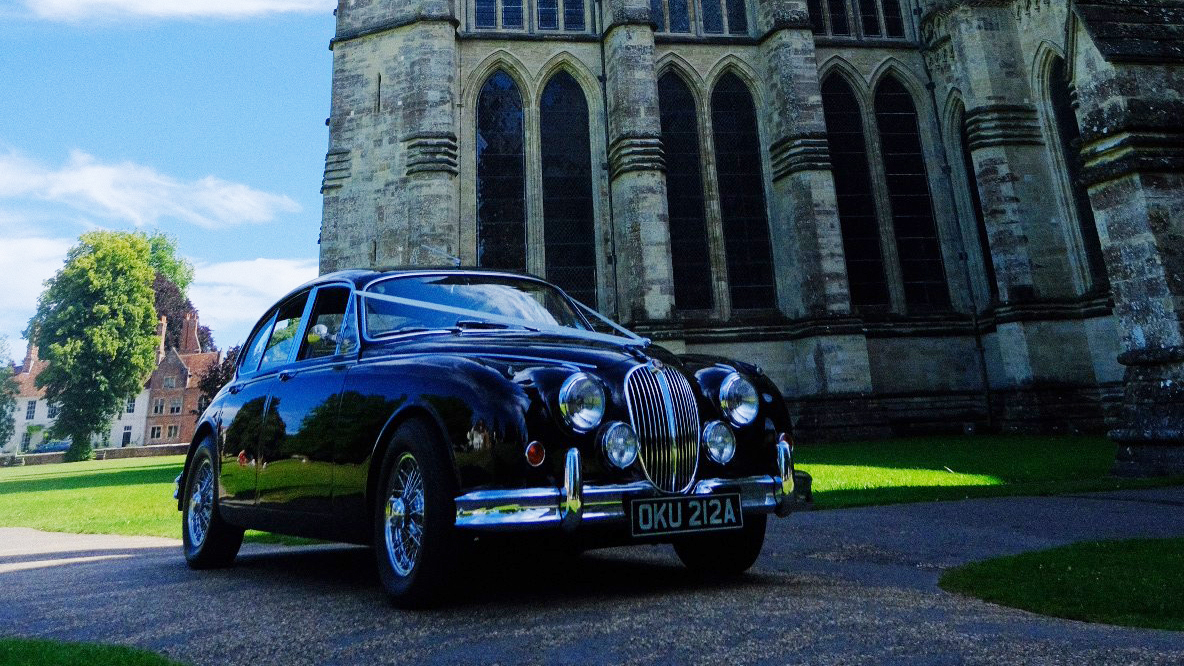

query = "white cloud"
[[0, 235, 73, 364], [189, 258, 319, 349], [0, 150, 300, 230], [27, 0, 333, 20]]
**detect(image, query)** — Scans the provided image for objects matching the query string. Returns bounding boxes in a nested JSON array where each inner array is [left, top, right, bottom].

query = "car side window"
[[298, 286, 352, 361], [238, 311, 277, 375], [259, 293, 310, 372]]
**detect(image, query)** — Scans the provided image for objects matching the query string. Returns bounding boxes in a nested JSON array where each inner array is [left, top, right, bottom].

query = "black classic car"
[[177, 269, 812, 606]]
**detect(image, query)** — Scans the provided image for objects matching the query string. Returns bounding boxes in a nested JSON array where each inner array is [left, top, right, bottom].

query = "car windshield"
[[363, 274, 590, 338]]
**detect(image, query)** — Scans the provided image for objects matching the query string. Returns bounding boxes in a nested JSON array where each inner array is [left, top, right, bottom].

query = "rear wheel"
[[182, 439, 244, 569], [673, 514, 767, 576], [373, 420, 456, 608]]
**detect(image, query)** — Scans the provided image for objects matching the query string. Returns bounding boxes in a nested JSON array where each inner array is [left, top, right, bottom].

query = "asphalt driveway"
[[2, 487, 1183, 665]]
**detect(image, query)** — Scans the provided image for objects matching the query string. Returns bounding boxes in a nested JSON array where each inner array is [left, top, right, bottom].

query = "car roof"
[[281, 267, 551, 302]]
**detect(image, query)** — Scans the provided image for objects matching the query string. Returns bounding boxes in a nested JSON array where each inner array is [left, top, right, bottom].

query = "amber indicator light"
[[525, 441, 546, 467]]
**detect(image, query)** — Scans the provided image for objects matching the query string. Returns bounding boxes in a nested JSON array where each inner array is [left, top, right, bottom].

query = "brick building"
[[144, 312, 219, 447], [319, 0, 1183, 469], [3, 344, 150, 454]]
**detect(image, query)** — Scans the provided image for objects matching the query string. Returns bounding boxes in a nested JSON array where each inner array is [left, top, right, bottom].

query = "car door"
[[219, 291, 310, 512], [255, 284, 355, 515]]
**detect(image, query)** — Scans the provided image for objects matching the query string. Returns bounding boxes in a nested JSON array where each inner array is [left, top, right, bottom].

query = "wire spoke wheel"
[[187, 459, 214, 548], [383, 453, 426, 577]]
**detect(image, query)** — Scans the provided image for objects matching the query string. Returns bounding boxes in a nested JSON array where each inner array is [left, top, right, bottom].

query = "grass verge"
[[795, 435, 1184, 509], [0, 435, 1180, 539], [0, 637, 183, 666], [0, 456, 315, 544], [940, 538, 1184, 631]]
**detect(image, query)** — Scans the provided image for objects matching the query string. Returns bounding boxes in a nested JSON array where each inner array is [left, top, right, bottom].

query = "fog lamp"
[[703, 421, 736, 464], [601, 422, 639, 469]]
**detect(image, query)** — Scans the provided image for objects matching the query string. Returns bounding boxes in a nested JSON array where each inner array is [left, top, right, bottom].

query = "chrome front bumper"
[[454, 440, 812, 531]]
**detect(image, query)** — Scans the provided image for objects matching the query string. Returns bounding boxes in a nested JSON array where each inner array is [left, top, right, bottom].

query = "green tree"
[[0, 337, 17, 449], [145, 231, 195, 294], [27, 231, 159, 461], [196, 345, 238, 414]]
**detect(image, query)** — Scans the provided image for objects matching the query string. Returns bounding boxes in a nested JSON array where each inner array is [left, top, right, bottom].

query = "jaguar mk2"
[[177, 269, 812, 606]]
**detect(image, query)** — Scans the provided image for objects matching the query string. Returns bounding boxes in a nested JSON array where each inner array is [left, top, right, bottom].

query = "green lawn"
[[0, 456, 184, 539], [940, 538, 1184, 631], [795, 434, 1182, 509], [0, 435, 1179, 540], [0, 638, 182, 666]]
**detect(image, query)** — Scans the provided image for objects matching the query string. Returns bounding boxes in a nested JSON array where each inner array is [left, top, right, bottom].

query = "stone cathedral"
[[318, 0, 1184, 469]]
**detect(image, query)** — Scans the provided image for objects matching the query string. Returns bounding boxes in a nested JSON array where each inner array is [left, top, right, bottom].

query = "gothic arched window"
[[476, 71, 527, 273], [659, 71, 713, 311], [874, 75, 950, 309], [711, 73, 776, 310], [540, 71, 597, 305], [821, 74, 890, 309], [1049, 56, 1108, 291], [954, 101, 998, 304], [651, 0, 747, 34]]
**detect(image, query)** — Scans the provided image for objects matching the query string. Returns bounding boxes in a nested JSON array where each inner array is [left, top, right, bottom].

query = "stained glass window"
[[822, 75, 891, 309], [874, 76, 950, 310], [476, 71, 527, 273], [711, 73, 776, 310], [540, 72, 598, 306], [659, 72, 714, 311]]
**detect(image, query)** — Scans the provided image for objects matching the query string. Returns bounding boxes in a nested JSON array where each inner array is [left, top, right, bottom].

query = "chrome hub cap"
[[383, 453, 424, 577], [187, 460, 213, 547]]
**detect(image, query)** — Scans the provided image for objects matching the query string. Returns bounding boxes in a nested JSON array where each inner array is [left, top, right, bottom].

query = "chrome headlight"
[[720, 371, 759, 426], [702, 421, 736, 464], [601, 421, 639, 469], [558, 372, 605, 432]]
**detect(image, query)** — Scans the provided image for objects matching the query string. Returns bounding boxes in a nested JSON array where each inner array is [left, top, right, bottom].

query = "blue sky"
[[0, 0, 338, 363]]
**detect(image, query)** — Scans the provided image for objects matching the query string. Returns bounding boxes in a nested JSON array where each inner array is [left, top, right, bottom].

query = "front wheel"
[[673, 514, 767, 576], [373, 420, 456, 608], [182, 439, 244, 569]]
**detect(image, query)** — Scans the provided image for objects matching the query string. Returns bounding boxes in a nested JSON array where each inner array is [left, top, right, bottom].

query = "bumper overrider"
[[454, 439, 813, 531]]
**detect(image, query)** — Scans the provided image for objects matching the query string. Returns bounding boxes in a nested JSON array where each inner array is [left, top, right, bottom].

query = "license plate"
[[630, 493, 743, 537]]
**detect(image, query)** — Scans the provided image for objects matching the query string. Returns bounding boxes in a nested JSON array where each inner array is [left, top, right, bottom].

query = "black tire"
[[373, 419, 457, 608], [182, 438, 244, 569], [673, 514, 767, 576]]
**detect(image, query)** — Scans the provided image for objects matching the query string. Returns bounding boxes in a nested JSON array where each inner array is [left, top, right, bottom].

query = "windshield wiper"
[[455, 319, 539, 332]]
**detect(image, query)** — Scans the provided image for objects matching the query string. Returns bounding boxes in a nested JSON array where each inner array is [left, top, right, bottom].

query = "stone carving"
[[769, 132, 832, 181], [403, 132, 459, 176]]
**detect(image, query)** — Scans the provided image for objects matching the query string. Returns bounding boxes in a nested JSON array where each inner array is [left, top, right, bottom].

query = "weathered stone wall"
[[317, 0, 1174, 443], [1068, 6, 1184, 472]]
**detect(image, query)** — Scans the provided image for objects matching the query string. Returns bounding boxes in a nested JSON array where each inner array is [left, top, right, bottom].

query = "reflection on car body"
[[176, 269, 812, 607]]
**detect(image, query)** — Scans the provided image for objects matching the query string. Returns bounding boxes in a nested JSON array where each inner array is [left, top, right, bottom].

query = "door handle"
[[228, 384, 244, 395], [279, 371, 295, 382]]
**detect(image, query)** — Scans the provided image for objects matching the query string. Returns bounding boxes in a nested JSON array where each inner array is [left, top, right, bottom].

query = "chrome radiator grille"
[[623, 362, 701, 493]]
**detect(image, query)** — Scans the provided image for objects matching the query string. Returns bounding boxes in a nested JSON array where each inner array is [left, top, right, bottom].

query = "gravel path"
[[2, 487, 1183, 665]]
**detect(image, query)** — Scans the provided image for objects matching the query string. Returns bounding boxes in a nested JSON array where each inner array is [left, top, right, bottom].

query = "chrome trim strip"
[[453, 476, 785, 530]]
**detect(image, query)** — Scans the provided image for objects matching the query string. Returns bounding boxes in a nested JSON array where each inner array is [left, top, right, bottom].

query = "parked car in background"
[[176, 269, 812, 606]]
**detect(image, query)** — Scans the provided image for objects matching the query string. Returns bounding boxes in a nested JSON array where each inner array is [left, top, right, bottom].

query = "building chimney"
[[156, 316, 167, 363], [180, 311, 201, 354], [22, 342, 39, 370]]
